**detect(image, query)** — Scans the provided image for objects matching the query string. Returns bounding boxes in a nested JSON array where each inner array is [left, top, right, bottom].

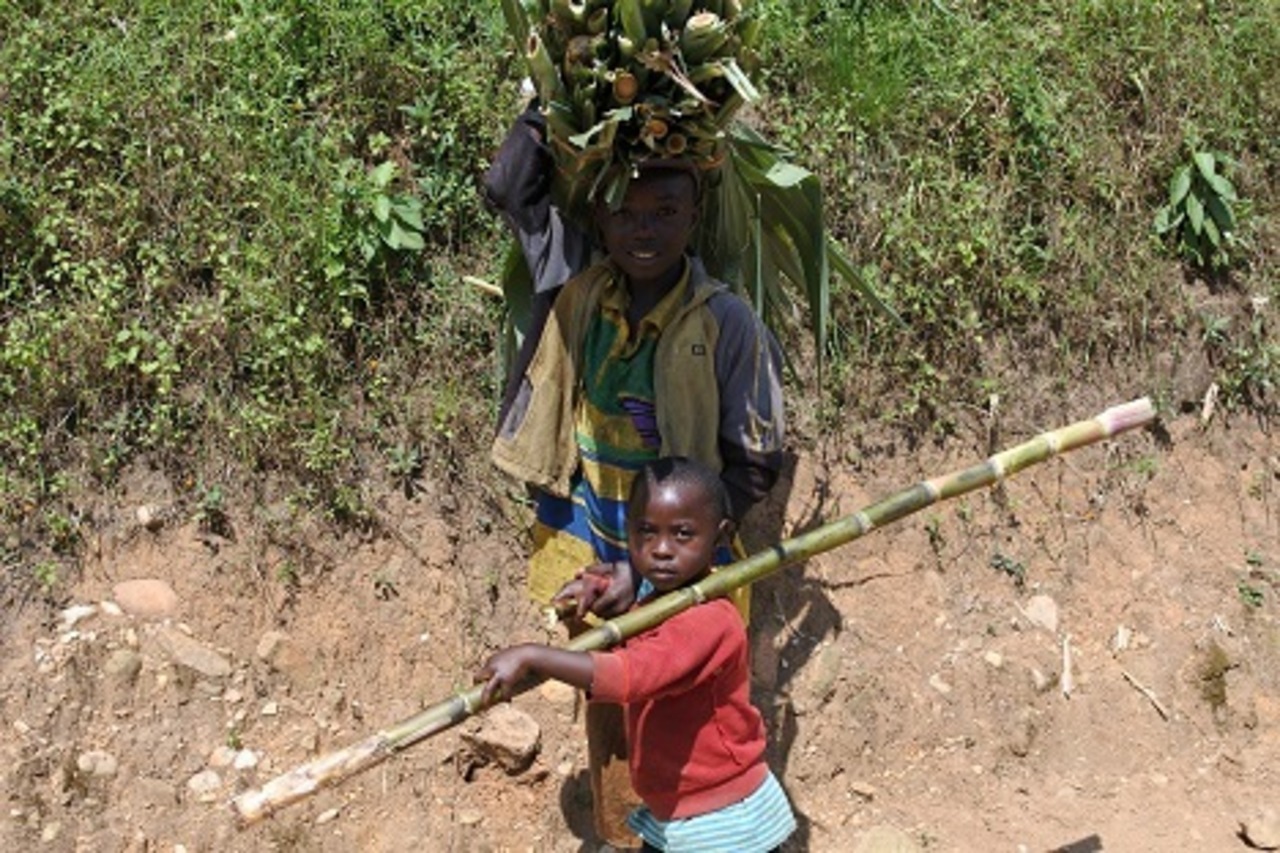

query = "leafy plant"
[[194, 482, 233, 539], [1154, 148, 1241, 270], [387, 443, 424, 498], [1237, 579, 1264, 608], [363, 160, 428, 259], [33, 561, 60, 591], [990, 552, 1027, 589]]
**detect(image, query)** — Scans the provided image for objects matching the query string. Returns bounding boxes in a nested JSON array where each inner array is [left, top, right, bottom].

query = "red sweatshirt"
[[589, 597, 768, 820]]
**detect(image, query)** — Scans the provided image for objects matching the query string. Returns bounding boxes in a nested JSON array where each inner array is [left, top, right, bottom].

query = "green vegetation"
[[1237, 579, 1265, 609], [989, 551, 1027, 590], [2, 0, 1277, 594], [1154, 147, 1241, 270], [755, 0, 1278, 424]]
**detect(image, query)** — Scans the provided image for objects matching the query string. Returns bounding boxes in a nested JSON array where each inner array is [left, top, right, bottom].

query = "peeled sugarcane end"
[[1099, 397, 1156, 435]]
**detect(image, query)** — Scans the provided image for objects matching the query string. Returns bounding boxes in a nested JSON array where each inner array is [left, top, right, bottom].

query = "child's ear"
[[716, 517, 734, 545]]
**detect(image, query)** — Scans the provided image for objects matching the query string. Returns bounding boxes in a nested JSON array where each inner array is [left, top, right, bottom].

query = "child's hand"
[[476, 646, 534, 705], [551, 569, 611, 621], [552, 560, 636, 619]]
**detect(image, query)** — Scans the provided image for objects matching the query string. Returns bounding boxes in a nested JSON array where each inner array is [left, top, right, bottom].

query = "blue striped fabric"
[[626, 770, 796, 852]]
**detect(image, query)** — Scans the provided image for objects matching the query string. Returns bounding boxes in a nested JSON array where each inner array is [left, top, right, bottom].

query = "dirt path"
[[2, 408, 1277, 852]]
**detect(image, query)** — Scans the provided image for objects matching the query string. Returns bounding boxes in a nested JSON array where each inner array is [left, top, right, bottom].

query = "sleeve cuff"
[[589, 651, 627, 703]]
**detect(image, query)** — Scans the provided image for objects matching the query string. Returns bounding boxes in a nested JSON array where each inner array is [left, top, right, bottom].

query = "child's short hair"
[[629, 456, 731, 524]]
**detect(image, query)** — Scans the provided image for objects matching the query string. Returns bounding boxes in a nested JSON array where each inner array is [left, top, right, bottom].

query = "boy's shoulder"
[[667, 596, 747, 637]]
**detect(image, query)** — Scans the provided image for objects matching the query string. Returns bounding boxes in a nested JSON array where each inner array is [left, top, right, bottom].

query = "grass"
[[1, 0, 1278, 596], [754, 0, 1278, 429]]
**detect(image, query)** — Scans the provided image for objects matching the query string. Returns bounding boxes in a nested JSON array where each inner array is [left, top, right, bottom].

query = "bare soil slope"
[[2, 405, 1278, 852]]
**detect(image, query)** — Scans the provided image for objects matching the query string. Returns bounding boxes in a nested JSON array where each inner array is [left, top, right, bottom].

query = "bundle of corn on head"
[[498, 0, 897, 360]]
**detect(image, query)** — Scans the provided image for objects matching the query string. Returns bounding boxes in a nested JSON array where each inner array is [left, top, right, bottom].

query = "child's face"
[[627, 480, 727, 594], [597, 168, 698, 292]]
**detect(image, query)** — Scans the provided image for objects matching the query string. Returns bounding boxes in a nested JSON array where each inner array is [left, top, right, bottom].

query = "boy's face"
[[597, 168, 699, 292], [627, 480, 728, 594]]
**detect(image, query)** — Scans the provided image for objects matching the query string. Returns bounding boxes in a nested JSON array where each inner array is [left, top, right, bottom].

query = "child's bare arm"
[[476, 644, 594, 704]]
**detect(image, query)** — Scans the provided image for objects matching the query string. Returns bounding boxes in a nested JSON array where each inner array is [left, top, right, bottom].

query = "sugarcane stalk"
[[231, 397, 1155, 826]]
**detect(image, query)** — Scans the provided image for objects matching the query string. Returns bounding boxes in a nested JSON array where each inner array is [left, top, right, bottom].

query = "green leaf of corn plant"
[[702, 123, 829, 352]]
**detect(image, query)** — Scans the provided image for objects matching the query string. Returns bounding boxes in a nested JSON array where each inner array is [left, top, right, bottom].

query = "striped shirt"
[[526, 264, 687, 602]]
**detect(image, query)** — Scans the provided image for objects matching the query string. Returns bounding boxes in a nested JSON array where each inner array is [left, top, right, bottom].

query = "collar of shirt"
[[599, 257, 691, 356]]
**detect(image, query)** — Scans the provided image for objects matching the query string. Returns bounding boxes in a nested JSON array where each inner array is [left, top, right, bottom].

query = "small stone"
[[315, 808, 340, 825], [40, 822, 62, 843], [104, 650, 143, 685], [1241, 806, 1280, 850], [983, 651, 1004, 669], [113, 579, 179, 619], [555, 760, 574, 778], [1023, 595, 1059, 634], [99, 600, 124, 617], [60, 604, 98, 629], [460, 704, 541, 774], [261, 701, 279, 717], [255, 631, 287, 663], [154, 626, 231, 679], [136, 504, 164, 531], [850, 780, 877, 801], [233, 749, 258, 770], [77, 750, 119, 778], [458, 809, 484, 826], [208, 746, 236, 768], [186, 770, 222, 801], [928, 674, 952, 695], [223, 689, 243, 704], [1029, 666, 1055, 693], [537, 679, 578, 708]]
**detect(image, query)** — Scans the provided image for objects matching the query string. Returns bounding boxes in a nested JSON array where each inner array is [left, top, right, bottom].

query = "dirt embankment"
[[2, 406, 1277, 852]]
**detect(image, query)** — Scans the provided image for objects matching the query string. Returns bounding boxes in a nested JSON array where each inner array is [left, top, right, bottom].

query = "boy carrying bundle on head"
[[490, 152, 785, 846]]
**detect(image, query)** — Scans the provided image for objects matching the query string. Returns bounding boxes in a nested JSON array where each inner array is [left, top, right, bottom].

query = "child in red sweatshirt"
[[476, 457, 795, 852]]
